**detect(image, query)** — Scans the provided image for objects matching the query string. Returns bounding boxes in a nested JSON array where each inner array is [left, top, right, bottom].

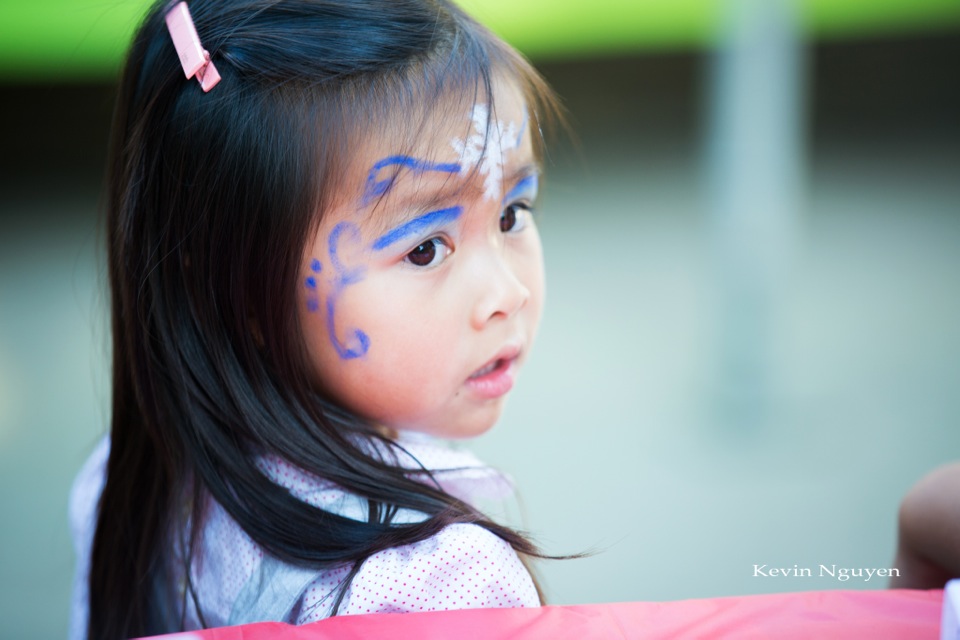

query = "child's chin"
[[402, 413, 502, 441], [446, 411, 504, 440]]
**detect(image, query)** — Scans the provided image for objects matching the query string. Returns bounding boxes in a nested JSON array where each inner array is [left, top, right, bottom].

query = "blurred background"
[[1, 0, 959, 637]]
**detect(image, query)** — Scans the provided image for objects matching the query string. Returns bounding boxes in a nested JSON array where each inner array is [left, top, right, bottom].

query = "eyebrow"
[[364, 155, 461, 202], [502, 173, 539, 204], [371, 206, 464, 251], [366, 161, 542, 243], [504, 162, 541, 189]]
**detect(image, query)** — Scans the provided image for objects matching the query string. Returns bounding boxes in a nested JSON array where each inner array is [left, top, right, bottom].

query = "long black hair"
[[90, 0, 560, 637]]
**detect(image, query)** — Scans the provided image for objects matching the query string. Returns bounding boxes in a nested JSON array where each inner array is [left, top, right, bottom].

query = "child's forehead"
[[337, 84, 533, 218], [356, 83, 529, 170]]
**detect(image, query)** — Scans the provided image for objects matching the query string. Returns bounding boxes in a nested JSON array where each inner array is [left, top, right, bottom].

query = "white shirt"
[[68, 433, 537, 638]]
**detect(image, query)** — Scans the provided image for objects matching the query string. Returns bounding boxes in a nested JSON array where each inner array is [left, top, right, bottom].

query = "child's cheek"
[[308, 222, 373, 361]]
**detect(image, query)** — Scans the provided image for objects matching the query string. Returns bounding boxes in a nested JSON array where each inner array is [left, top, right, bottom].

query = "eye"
[[501, 203, 532, 233], [405, 237, 452, 268]]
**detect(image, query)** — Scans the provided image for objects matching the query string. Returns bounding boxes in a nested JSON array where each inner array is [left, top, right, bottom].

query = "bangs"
[[324, 14, 559, 226]]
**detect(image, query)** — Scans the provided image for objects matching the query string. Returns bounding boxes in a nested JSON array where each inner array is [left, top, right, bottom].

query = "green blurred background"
[[1, 1, 959, 638], [1, 0, 959, 79]]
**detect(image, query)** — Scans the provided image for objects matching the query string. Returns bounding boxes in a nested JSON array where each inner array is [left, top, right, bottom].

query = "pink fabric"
[[143, 589, 943, 640]]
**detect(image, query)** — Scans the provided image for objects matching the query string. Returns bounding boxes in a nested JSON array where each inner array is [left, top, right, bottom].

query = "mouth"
[[466, 346, 521, 399], [469, 358, 507, 379]]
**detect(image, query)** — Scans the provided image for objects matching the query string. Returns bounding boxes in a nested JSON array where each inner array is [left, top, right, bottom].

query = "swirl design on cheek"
[[325, 221, 370, 360]]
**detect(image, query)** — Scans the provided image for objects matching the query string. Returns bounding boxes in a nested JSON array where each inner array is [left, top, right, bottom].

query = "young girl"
[[68, 0, 559, 637]]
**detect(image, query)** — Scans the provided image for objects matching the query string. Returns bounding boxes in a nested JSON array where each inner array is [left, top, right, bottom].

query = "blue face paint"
[[371, 206, 463, 252], [364, 155, 461, 202], [502, 174, 539, 205], [323, 221, 371, 360], [326, 299, 370, 360], [514, 115, 528, 150], [304, 258, 323, 310], [328, 222, 367, 287]]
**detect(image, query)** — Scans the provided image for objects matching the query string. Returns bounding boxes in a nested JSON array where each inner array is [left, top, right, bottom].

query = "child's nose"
[[470, 252, 530, 330]]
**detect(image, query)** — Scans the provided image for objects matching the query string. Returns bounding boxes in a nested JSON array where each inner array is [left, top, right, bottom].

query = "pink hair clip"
[[165, 1, 221, 92]]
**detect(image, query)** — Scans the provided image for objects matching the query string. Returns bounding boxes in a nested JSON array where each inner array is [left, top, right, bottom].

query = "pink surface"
[[145, 589, 942, 640]]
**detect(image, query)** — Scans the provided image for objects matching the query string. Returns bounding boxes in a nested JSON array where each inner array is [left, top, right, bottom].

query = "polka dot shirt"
[[68, 433, 537, 638]]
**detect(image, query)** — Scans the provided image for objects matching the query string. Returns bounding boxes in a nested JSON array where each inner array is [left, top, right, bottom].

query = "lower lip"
[[466, 358, 517, 399]]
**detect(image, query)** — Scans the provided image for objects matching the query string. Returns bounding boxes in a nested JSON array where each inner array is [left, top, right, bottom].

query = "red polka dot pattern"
[[171, 435, 536, 627], [297, 523, 538, 621]]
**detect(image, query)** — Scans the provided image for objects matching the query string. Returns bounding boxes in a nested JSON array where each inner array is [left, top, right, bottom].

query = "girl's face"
[[298, 80, 545, 439]]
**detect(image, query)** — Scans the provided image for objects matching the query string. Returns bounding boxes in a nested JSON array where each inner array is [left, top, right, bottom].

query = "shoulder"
[[301, 523, 538, 620], [68, 435, 110, 640], [69, 435, 110, 554], [258, 454, 372, 521]]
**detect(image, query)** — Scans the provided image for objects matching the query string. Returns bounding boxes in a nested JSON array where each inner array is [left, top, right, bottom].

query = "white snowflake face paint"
[[451, 104, 523, 201]]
